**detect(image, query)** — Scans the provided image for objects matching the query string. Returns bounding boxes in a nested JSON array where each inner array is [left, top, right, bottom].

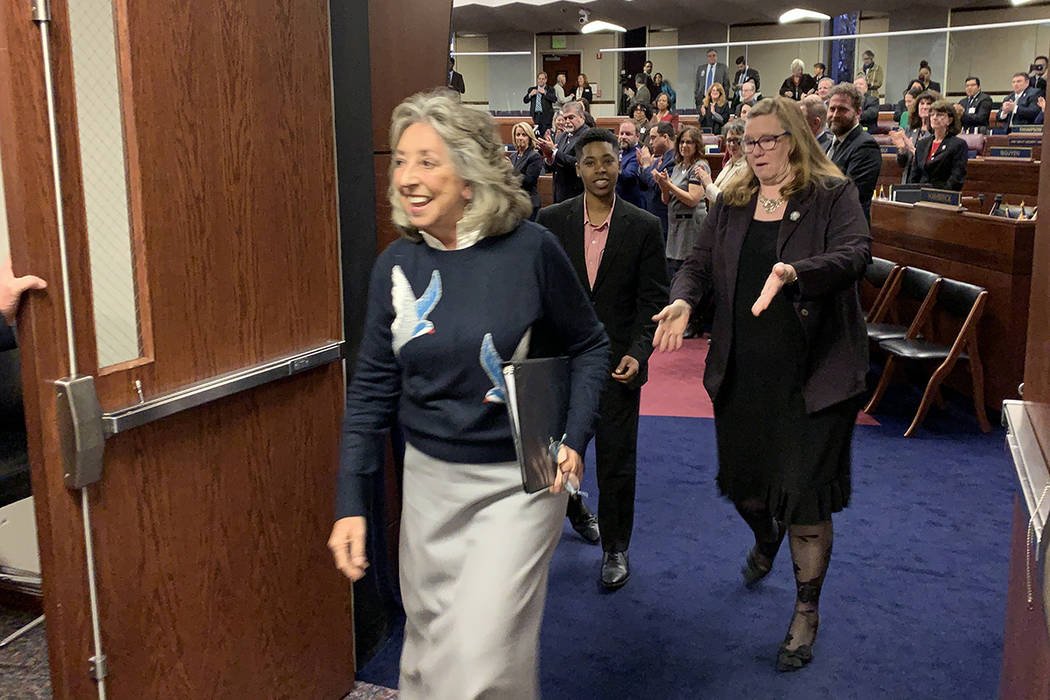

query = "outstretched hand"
[[751, 262, 797, 317], [652, 299, 691, 352]]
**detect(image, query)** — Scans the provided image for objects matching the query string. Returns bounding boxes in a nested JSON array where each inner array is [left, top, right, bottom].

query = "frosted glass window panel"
[[68, 0, 141, 367]]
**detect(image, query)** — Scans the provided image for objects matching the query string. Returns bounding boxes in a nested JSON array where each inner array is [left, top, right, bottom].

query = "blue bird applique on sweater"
[[480, 329, 531, 404], [391, 265, 442, 356]]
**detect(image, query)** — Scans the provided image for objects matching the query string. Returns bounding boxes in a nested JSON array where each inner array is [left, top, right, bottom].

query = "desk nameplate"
[[988, 147, 1034, 159]]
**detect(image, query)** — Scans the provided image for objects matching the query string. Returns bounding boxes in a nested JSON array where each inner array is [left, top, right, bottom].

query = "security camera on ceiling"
[[578, 9, 591, 25]]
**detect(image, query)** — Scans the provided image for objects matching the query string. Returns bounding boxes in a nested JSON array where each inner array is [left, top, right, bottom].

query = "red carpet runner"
[[641, 338, 879, 425]]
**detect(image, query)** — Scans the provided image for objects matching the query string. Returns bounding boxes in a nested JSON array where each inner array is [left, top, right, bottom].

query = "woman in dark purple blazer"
[[653, 97, 871, 673]]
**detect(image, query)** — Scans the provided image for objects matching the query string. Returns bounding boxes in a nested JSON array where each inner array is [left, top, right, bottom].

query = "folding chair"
[[862, 257, 901, 323], [867, 266, 942, 345], [864, 278, 991, 437]]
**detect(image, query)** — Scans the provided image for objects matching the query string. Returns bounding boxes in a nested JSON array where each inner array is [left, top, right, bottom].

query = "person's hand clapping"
[[638, 145, 653, 168], [1002, 100, 1015, 114], [328, 516, 369, 581], [652, 168, 671, 192], [693, 164, 712, 187], [551, 444, 583, 495], [1040, 96, 1046, 112], [1, 256, 47, 325], [652, 299, 691, 352], [751, 262, 797, 317]]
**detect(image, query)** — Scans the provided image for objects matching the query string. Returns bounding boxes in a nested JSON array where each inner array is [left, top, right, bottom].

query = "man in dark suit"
[[695, 49, 731, 111], [615, 121, 644, 209], [826, 83, 882, 222], [800, 95, 830, 146], [1029, 56, 1047, 96], [999, 72, 1042, 132], [732, 56, 760, 104], [853, 75, 881, 132], [956, 76, 993, 133], [537, 101, 588, 203], [523, 72, 557, 136], [638, 122, 677, 238], [446, 57, 465, 95], [537, 128, 668, 590]]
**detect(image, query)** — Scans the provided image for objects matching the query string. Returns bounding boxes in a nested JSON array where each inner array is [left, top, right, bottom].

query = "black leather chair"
[[862, 257, 901, 323], [866, 266, 941, 345], [864, 278, 991, 437]]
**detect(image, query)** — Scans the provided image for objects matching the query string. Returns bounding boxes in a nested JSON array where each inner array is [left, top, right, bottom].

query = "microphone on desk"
[[988, 193, 1003, 217]]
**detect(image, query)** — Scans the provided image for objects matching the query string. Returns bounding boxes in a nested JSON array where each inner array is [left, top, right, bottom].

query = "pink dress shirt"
[[583, 196, 615, 289]]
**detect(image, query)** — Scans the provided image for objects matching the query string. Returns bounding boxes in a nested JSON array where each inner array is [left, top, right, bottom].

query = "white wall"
[[534, 32, 622, 114], [856, 16, 890, 97], [647, 29, 679, 95], [454, 36, 489, 105], [948, 6, 1050, 97], [729, 21, 824, 101]]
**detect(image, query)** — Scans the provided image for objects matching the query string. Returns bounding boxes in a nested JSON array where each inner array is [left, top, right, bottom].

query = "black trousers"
[[568, 378, 641, 552]]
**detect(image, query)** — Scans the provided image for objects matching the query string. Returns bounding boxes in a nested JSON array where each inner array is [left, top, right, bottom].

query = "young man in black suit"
[[523, 72, 556, 136], [957, 76, 993, 133], [537, 129, 668, 590], [825, 83, 882, 222], [999, 72, 1042, 132]]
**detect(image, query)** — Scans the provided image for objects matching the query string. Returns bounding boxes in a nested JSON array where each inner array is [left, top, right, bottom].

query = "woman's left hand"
[[551, 444, 583, 495], [751, 262, 797, 316]]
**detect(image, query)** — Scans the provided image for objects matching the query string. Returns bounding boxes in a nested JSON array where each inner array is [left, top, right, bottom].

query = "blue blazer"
[[616, 148, 645, 209]]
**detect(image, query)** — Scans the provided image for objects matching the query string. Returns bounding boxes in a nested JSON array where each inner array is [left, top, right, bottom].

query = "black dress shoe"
[[567, 497, 600, 544], [601, 551, 630, 590]]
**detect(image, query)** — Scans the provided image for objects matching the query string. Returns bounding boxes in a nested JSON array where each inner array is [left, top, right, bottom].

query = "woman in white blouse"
[[694, 119, 748, 203]]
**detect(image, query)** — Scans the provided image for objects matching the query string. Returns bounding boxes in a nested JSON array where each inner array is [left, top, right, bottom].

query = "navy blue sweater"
[[336, 221, 610, 519]]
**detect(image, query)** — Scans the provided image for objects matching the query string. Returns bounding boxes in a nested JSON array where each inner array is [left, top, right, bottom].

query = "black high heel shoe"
[[741, 519, 785, 588], [776, 612, 819, 672]]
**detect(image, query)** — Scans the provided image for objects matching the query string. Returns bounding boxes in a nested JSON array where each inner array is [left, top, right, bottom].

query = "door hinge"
[[56, 376, 106, 489], [30, 0, 51, 22], [89, 654, 107, 681]]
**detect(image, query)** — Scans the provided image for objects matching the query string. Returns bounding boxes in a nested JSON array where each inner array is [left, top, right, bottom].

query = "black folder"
[[502, 357, 570, 494]]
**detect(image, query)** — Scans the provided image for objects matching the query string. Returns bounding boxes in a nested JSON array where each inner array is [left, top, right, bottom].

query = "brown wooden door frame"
[[0, 0, 354, 697], [541, 53, 582, 95]]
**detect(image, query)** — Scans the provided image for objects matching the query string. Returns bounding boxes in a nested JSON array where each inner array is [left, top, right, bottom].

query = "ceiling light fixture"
[[581, 19, 627, 34], [779, 8, 831, 23]]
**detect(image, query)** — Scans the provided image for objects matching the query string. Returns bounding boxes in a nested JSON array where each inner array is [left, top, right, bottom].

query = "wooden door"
[[542, 54, 581, 95], [0, 0, 352, 697]]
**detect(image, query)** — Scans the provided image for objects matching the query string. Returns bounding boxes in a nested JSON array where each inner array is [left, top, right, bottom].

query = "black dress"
[[713, 219, 860, 525]]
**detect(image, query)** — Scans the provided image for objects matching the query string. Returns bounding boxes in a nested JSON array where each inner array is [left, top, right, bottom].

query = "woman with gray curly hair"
[[328, 89, 609, 699]]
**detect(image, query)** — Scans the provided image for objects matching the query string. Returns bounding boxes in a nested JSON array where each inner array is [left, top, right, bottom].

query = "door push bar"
[[55, 340, 345, 489]]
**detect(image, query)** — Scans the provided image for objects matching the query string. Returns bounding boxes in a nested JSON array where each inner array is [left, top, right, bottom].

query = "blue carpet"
[[357, 386, 1015, 698]]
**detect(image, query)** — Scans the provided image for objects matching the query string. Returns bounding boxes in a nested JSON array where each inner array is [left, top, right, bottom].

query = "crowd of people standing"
[[343, 46, 1050, 698]]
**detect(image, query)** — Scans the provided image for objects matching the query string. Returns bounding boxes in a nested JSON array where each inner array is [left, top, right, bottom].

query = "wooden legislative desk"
[[876, 156, 1041, 201], [869, 199, 1035, 409]]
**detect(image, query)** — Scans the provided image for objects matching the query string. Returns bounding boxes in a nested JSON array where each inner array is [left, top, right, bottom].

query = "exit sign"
[[551, 35, 566, 49]]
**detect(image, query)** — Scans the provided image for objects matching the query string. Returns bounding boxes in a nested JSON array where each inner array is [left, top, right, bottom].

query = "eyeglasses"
[[743, 131, 790, 153], [725, 138, 742, 145]]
